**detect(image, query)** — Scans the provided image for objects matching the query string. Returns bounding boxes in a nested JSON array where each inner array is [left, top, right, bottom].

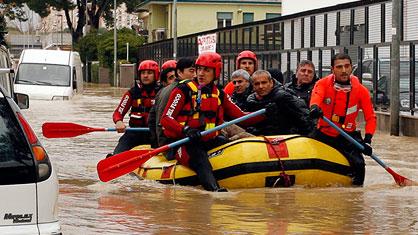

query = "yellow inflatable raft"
[[132, 135, 354, 188]]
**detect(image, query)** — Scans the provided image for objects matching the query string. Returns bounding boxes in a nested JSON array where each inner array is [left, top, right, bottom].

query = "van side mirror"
[[72, 67, 77, 90], [15, 93, 29, 109], [0, 68, 14, 74]]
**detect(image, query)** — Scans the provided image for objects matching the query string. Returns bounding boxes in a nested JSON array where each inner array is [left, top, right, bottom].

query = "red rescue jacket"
[[310, 74, 376, 137], [112, 83, 160, 127]]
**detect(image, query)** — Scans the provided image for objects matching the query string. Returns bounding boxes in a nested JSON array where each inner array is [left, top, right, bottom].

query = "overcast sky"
[[282, 0, 357, 15]]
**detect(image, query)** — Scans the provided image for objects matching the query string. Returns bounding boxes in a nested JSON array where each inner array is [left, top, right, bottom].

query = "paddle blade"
[[386, 167, 418, 186], [97, 146, 169, 182], [42, 122, 103, 138]]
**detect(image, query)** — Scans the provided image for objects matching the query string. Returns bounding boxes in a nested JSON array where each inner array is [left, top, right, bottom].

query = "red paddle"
[[97, 149, 154, 182], [323, 116, 417, 186], [42, 122, 149, 138]]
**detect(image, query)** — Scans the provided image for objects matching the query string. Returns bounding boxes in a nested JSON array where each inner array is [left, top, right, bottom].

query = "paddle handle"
[[322, 116, 387, 169], [166, 108, 266, 149], [105, 127, 150, 132]]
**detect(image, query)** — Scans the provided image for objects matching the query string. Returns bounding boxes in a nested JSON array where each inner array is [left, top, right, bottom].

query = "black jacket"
[[230, 85, 252, 111], [246, 82, 314, 135], [284, 74, 318, 106]]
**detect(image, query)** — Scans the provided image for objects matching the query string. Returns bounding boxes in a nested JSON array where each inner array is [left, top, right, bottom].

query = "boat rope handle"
[[262, 136, 292, 187], [172, 164, 177, 186]]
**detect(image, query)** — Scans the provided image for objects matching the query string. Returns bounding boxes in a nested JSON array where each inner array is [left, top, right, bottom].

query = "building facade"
[[137, 0, 282, 42]]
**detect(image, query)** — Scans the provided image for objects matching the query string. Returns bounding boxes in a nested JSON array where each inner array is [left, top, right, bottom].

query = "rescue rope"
[[262, 136, 292, 187]]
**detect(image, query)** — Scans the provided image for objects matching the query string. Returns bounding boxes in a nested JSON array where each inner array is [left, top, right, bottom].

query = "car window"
[[0, 98, 36, 185], [353, 60, 372, 79]]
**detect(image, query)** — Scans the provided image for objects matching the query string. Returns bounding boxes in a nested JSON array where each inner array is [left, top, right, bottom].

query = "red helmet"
[[138, 60, 160, 81], [195, 52, 223, 79], [236, 50, 258, 70], [161, 60, 177, 70]]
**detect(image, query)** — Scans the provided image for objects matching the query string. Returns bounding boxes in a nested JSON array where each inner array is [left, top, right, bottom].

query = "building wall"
[[149, 4, 169, 33], [176, 3, 281, 37], [143, 2, 281, 42]]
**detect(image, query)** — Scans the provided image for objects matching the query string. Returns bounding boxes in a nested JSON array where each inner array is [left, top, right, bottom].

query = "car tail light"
[[17, 112, 37, 144], [17, 112, 52, 181], [32, 145, 47, 161]]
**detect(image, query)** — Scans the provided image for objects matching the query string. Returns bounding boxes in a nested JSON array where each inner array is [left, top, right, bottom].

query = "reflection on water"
[[21, 84, 418, 234]]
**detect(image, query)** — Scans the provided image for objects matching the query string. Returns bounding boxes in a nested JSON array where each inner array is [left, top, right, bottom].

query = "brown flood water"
[[22, 84, 418, 234]]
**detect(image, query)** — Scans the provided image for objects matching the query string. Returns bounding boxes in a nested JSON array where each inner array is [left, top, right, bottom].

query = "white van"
[[14, 49, 83, 100]]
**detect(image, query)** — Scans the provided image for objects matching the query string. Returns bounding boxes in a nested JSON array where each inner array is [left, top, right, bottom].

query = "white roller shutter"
[[316, 14, 324, 47], [368, 4, 381, 43], [284, 20, 292, 49], [385, 2, 392, 42], [304, 16, 310, 48], [404, 0, 418, 41], [294, 18, 301, 49], [327, 12, 337, 46]]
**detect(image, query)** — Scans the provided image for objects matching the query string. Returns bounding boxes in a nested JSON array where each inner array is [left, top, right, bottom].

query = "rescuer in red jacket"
[[111, 60, 161, 155], [309, 53, 377, 186], [160, 52, 265, 191]]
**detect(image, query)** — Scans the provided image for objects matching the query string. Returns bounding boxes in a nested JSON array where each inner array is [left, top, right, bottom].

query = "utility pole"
[[56, 14, 63, 47], [390, 0, 401, 136], [114, 0, 118, 86], [84, 0, 89, 82], [172, 0, 177, 59]]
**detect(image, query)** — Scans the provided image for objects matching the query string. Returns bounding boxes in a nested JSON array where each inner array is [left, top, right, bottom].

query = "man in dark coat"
[[230, 69, 252, 111], [246, 70, 314, 135], [285, 60, 318, 106]]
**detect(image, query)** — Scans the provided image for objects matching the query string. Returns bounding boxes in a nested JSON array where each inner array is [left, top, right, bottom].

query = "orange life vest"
[[311, 74, 373, 137], [176, 80, 223, 140], [129, 85, 159, 127]]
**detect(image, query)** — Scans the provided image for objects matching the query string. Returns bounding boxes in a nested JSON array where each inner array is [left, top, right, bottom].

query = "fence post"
[[390, 0, 401, 136]]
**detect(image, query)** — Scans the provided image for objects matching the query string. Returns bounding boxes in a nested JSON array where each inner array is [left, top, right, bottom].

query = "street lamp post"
[[52, 23, 57, 44], [113, 0, 118, 86], [172, 0, 177, 59]]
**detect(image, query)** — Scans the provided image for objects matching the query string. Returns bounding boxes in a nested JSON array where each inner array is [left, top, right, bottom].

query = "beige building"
[[137, 0, 282, 42]]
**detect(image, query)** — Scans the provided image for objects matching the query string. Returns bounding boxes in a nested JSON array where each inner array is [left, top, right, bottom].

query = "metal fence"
[[138, 0, 418, 115]]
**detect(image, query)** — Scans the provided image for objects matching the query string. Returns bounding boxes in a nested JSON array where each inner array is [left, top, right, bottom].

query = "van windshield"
[[15, 63, 71, 86]]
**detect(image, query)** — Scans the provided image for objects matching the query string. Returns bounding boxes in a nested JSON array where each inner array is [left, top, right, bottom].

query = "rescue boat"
[[131, 135, 354, 188]]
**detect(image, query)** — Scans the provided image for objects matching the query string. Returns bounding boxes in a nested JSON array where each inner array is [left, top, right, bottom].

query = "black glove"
[[362, 143, 373, 156], [364, 134, 372, 144], [362, 133, 373, 156], [309, 105, 323, 119], [265, 102, 278, 116], [182, 126, 202, 143]]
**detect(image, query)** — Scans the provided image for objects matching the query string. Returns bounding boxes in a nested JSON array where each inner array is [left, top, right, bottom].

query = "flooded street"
[[22, 84, 418, 234]]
